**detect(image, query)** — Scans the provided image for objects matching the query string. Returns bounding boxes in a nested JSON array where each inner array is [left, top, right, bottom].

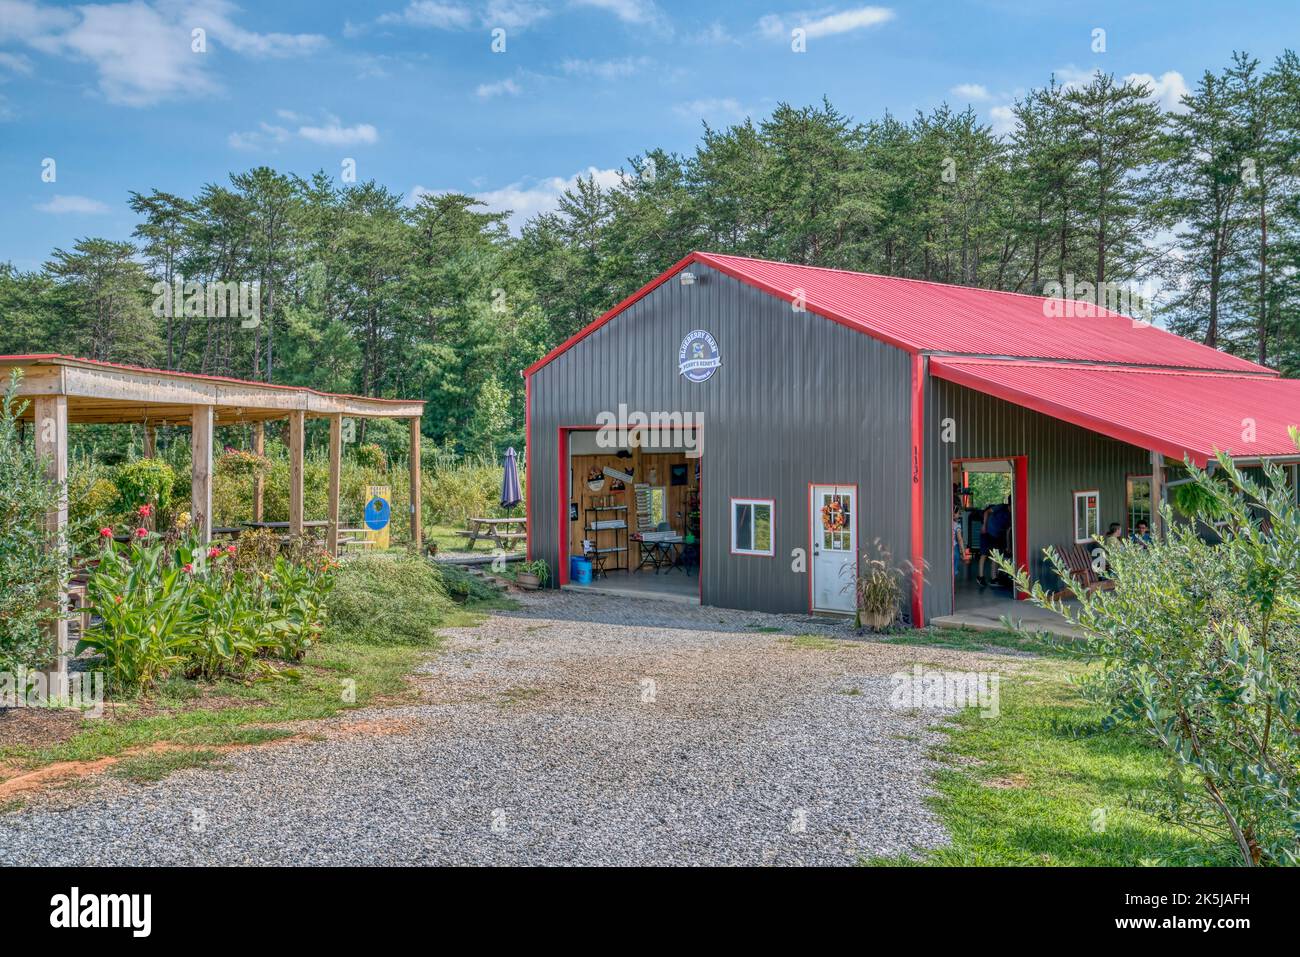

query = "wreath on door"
[[821, 498, 846, 532]]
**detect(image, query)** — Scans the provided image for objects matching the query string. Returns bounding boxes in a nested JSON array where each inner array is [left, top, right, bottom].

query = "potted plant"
[[854, 558, 902, 631], [515, 559, 549, 590]]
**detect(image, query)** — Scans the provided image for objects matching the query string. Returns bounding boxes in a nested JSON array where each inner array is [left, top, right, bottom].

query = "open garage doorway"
[[558, 425, 701, 604], [951, 457, 1028, 615]]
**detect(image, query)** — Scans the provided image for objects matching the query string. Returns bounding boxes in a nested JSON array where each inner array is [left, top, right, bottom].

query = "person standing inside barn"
[[976, 498, 1012, 587]]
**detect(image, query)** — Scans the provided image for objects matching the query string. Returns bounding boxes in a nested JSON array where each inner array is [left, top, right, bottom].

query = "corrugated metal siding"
[[529, 264, 914, 614], [923, 376, 1150, 620]]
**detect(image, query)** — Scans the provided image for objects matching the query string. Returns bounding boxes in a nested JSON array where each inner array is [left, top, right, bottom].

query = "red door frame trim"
[[950, 455, 1030, 603], [807, 483, 859, 614], [556, 424, 704, 602], [910, 355, 926, 627]]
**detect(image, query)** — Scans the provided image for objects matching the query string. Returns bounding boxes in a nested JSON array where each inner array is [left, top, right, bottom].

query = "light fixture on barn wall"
[[680, 271, 696, 286]]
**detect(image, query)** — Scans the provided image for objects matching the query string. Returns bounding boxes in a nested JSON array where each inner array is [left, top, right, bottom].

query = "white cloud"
[[411, 166, 625, 231], [35, 194, 111, 214], [377, 1, 474, 29], [476, 77, 521, 97], [951, 83, 990, 102], [1124, 70, 1189, 113], [759, 6, 894, 40], [297, 119, 378, 146], [228, 114, 376, 150], [989, 104, 1016, 136], [674, 97, 747, 124], [561, 56, 652, 80], [367, 0, 550, 32], [570, 0, 663, 25], [1, 0, 326, 107], [484, 0, 551, 28], [0, 51, 34, 75]]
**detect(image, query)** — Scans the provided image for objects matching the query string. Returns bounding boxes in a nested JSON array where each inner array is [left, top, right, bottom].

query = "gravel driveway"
[[0, 590, 1012, 866]]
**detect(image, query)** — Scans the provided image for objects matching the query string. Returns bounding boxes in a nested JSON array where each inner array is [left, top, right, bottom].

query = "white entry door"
[[811, 485, 856, 613]]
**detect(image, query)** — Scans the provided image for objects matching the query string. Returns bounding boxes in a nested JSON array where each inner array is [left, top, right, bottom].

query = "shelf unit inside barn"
[[585, 505, 628, 571]]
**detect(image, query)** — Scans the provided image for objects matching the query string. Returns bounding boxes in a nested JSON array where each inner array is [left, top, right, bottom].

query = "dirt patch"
[[0, 731, 304, 804], [985, 773, 1030, 789], [0, 707, 84, 750]]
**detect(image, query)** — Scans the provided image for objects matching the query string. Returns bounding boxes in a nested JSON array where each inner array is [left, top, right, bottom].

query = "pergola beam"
[[191, 405, 214, 542], [288, 410, 306, 537], [409, 417, 422, 552], [327, 414, 342, 557], [33, 394, 70, 694]]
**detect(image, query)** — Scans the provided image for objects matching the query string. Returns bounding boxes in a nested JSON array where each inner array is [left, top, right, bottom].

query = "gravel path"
[[0, 591, 1014, 866]]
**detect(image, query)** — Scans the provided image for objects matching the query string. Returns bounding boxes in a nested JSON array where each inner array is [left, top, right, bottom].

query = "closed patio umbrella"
[[500, 446, 522, 515]]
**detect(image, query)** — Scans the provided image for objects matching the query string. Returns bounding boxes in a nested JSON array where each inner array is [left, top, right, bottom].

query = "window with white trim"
[[731, 499, 774, 556], [1074, 490, 1100, 543]]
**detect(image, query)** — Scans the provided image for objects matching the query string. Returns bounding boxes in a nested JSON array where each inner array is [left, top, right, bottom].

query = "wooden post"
[[289, 410, 305, 537], [143, 422, 156, 457], [34, 395, 70, 695], [251, 421, 265, 523], [409, 417, 422, 552], [1150, 450, 1165, 539], [327, 414, 342, 557], [191, 406, 214, 543]]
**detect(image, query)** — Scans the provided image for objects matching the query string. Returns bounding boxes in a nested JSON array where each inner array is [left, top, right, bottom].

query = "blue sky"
[[2, 0, 1298, 270]]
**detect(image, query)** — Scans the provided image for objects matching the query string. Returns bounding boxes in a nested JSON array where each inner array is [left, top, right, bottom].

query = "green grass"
[[879, 625, 1073, 658], [873, 651, 1229, 866], [111, 749, 224, 783]]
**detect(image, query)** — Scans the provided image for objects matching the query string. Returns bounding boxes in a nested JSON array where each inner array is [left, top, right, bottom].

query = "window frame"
[[730, 497, 775, 557], [1073, 489, 1101, 544], [1125, 474, 1152, 534]]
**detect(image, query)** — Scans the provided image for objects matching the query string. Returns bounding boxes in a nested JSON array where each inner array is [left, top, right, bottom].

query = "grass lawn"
[[0, 603, 487, 776], [873, 628, 1231, 866]]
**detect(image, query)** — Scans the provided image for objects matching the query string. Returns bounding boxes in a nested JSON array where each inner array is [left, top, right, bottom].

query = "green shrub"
[[81, 530, 333, 693], [438, 563, 506, 604], [113, 458, 176, 518], [326, 554, 455, 645], [354, 443, 387, 470], [1004, 446, 1300, 866]]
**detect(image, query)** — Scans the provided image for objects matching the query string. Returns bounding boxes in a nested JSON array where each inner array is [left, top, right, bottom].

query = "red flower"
[[207, 546, 221, 559], [99, 527, 113, 538], [226, 544, 237, 555], [114, 595, 123, 604], [183, 562, 195, 574], [137, 503, 154, 518], [134, 527, 148, 539]]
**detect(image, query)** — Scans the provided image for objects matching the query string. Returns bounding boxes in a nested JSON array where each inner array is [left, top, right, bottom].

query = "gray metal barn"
[[524, 252, 1300, 626]]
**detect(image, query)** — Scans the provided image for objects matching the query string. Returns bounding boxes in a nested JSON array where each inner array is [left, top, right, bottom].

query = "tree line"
[[2, 50, 1298, 454]]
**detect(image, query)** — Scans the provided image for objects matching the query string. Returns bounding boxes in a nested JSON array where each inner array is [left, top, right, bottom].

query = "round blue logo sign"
[[678, 329, 721, 383], [364, 496, 391, 531]]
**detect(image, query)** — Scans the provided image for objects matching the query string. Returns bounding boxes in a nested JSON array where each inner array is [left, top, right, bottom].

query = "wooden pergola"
[[2, 354, 425, 687]]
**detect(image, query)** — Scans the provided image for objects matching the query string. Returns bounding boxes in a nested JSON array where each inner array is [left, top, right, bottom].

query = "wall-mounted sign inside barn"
[[678, 329, 721, 382]]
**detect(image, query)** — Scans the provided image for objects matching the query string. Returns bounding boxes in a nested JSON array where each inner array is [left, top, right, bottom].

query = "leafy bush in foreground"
[[1004, 445, 1300, 866], [326, 554, 456, 645]]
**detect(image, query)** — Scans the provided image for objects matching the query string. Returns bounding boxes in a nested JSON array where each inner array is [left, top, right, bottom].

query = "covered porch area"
[[3, 354, 426, 691]]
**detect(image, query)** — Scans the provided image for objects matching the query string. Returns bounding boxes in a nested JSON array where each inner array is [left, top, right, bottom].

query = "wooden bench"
[[1050, 542, 1116, 599]]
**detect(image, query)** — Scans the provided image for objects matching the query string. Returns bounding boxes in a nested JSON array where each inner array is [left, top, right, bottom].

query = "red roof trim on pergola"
[[0, 354, 424, 408]]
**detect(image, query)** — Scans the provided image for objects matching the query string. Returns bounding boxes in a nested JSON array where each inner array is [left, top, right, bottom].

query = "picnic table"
[[457, 517, 527, 551]]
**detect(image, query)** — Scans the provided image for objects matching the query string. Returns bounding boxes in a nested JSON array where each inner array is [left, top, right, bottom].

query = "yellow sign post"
[[363, 485, 391, 549]]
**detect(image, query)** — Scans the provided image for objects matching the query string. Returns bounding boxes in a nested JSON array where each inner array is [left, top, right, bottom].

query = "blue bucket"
[[569, 556, 592, 585]]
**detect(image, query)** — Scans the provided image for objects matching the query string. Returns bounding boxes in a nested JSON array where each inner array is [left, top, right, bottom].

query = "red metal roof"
[[931, 358, 1300, 466], [524, 252, 1274, 376], [696, 253, 1272, 373]]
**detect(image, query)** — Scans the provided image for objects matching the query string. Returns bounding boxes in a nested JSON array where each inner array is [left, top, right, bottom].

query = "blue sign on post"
[[364, 496, 391, 531]]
